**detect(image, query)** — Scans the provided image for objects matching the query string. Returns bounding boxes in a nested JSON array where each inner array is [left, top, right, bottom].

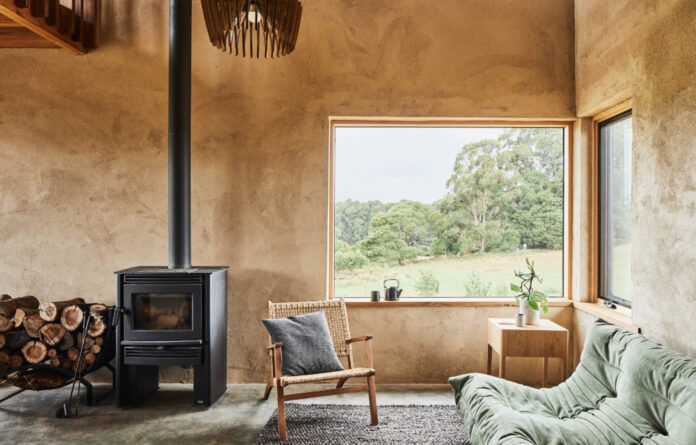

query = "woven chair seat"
[[280, 367, 375, 386]]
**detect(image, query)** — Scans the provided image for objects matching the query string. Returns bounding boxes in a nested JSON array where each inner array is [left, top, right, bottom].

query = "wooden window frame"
[[590, 100, 633, 307], [327, 118, 574, 306]]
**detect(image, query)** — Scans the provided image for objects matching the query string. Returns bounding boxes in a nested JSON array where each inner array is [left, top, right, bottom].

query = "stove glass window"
[[132, 293, 193, 330]]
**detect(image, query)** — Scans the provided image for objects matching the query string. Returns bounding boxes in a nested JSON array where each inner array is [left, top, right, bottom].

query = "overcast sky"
[[334, 126, 505, 204]]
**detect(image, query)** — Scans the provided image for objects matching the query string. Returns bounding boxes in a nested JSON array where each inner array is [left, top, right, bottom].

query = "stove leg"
[[193, 364, 209, 406]]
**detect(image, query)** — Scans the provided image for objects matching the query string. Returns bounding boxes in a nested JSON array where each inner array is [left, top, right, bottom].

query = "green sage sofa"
[[449, 318, 696, 445]]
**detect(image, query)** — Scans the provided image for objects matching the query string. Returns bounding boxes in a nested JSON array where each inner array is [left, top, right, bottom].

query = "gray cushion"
[[262, 310, 345, 376]]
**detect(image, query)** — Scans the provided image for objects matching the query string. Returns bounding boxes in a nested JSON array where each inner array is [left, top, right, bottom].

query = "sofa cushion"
[[450, 319, 696, 445]]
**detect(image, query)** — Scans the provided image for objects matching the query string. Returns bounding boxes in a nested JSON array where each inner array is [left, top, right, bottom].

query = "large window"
[[331, 124, 568, 299], [599, 111, 632, 307]]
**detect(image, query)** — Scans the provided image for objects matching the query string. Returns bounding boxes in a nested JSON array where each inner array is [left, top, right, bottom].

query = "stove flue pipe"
[[168, 0, 192, 269]]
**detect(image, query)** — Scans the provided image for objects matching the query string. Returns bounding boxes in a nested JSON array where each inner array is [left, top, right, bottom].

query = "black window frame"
[[598, 110, 632, 308]]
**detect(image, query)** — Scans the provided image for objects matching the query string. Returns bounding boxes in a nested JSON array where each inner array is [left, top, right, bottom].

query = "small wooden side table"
[[487, 318, 569, 387]]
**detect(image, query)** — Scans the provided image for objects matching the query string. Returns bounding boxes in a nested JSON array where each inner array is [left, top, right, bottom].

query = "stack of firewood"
[[0, 294, 109, 381]]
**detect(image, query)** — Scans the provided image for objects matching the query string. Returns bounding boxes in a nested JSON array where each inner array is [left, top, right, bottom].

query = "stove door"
[[123, 283, 203, 342]]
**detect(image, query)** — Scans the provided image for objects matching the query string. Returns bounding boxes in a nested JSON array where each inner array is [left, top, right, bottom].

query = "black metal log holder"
[[0, 307, 117, 410]]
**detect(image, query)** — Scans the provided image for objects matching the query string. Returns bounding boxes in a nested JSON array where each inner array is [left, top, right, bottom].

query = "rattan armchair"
[[262, 299, 377, 440]]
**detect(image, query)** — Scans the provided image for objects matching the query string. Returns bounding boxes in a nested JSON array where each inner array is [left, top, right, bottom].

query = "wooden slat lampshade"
[[201, 0, 302, 58]]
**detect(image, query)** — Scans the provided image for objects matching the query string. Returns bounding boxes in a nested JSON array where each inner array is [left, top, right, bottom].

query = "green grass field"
[[335, 249, 564, 298]]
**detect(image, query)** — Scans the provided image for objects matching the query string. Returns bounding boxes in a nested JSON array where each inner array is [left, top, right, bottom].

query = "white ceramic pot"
[[520, 298, 540, 326]]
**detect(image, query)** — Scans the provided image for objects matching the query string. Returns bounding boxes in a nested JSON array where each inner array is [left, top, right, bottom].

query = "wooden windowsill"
[[345, 298, 574, 308], [572, 301, 638, 331]]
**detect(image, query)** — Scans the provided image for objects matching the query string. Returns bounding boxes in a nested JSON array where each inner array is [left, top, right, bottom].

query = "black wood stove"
[[115, 0, 228, 407], [115, 266, 227, 406]]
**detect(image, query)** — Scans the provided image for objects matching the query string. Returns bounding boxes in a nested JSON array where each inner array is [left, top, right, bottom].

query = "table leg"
[[562, 355, 568, 380], [487, 345, 492, 375], [542, 357, 548, 387], [499, 354, 505, 379]]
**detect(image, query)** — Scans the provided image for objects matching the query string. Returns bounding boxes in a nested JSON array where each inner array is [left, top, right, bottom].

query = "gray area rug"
[[255, 404, 471, 445]]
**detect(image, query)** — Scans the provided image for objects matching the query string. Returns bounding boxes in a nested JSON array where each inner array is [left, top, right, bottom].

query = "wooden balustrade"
[[0, 0, 99, 53]]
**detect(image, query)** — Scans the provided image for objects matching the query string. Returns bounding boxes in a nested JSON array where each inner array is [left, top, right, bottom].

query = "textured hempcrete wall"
[[0, 0, 574, 382], [576, 0, 696, 358]]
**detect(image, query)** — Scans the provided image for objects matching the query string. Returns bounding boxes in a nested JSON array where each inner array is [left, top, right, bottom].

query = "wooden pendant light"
[[201, 0, 302, 58]]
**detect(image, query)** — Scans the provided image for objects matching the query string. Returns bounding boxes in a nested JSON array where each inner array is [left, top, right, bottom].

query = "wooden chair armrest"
[[345, 335, 374, 368], [266, 342, 283, 351], [265, 343, 283, 379], [345, 335, 373, 344]]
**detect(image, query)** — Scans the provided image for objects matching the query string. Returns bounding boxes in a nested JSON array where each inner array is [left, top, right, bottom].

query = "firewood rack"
[[0, 307, 116, 408]]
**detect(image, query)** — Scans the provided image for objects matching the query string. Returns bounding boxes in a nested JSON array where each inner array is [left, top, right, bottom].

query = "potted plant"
[[510, 258, 548, 325]]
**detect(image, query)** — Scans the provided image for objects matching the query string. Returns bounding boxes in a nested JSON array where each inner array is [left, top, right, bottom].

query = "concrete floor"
[[0, 383, 455, 444]]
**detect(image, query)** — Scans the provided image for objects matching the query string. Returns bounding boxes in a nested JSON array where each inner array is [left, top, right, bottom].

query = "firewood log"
[[47, 348, 57, 358], [0, 333, 5, 349], [89, 304, 108, 316], [60, 358, 72, 369], [49, 356, 61, 367], [83, 351, 96, 365], [0, 363, 6, 374], [77, 333, 96, 348], [22, 340, 48, 364], [13, 307, 38, 328], [67, 347, 79, 361], [87, 315, 106, 337], [60, 304, 88, 331], [23, 315, 46, 338], [58, 331, 74, 351], [0, 349, 9, 363], [8, 353, 24, 369], [94, 336, 104, 346], [39, 323, 66, 346], [0, 294, 11, 302], [38, 298, 85, 322], [0, 295, 39, 317], [72, 360, 87, 373], [0, 315, 13, 332], [7, 369, 68, 390], [90, 344, 101, 354], [6, 329, 31, 350]]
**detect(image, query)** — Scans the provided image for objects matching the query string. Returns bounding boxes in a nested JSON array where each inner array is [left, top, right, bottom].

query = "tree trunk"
[[23, 315, 46, 338], [38, 298, 85, 322], [21, 340, 48, 364], [0, 295, 40, 317], [13, 307, 38, 328], [39, 323, 67, 346], [6, 330, 31, 350]]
